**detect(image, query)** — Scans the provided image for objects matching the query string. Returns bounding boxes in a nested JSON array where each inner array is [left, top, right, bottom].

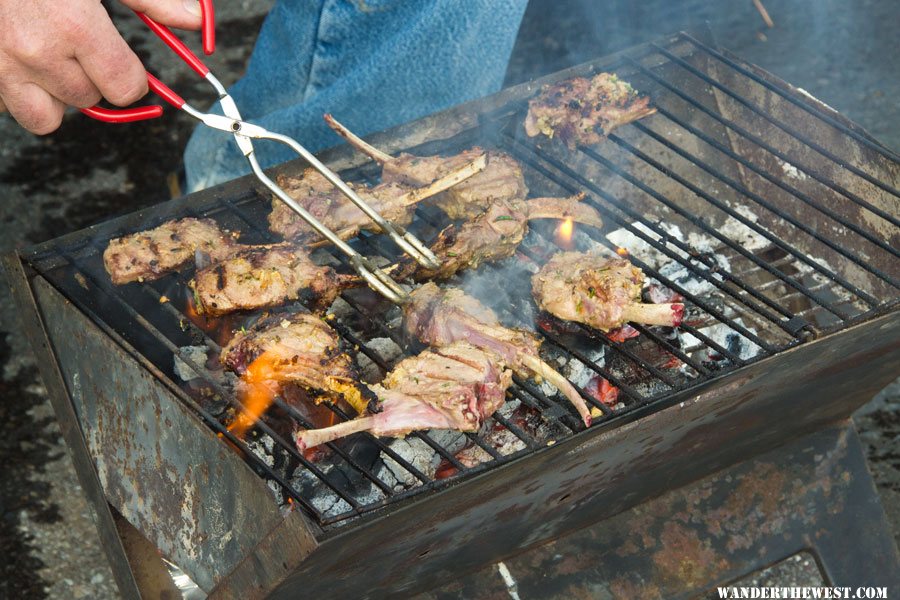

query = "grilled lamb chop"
[[295, 341, 512, 450], [268, 154, 486, 241], [324, 114, 527, 219], [104, 218, 241, 285], [222, 313, 368, 413], [396, 193, 603, 281], [403, 283, 592, 426], [189, 244, 358, 316], [532, 252, 684, 332], [524, 72, 656, 148]]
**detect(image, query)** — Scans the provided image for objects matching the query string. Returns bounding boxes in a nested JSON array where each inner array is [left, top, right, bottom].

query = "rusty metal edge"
[[1, 250, 145, 600], [27, 272, 322, 592]]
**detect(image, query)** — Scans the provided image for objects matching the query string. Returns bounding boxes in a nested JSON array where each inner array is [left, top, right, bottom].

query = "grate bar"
[[624, 116, 883, 307], [602, 127, 865, 312], [504, 132, 795, 350], [642, 48, 900, 257], [59, 250, 337, 519], [630, 56, 900, 288], [580, 140, 841, 321], [678, 33, 900, 190]]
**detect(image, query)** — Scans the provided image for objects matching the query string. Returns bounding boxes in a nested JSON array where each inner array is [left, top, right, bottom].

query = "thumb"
[[118, 0, 203, 30]]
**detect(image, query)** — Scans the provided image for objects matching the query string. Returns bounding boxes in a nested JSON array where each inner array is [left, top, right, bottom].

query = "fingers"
[[35, 59, 103, 109], [118, 0, 203, 30], [0, 82, 65, 135], [74, 3, 148, 107]]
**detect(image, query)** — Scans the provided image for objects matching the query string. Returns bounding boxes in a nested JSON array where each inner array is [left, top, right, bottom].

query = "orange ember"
[[556, 217, 575, 248], [616, 247, 629, 257], [229, 351, 280, 439]]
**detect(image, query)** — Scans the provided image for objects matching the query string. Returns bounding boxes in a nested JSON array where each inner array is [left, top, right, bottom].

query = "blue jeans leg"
[[184, 0, 529, 192]]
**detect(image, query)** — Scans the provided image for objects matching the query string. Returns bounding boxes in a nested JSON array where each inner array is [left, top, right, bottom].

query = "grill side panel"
[[262, 312, 899, 600], [29, 275, 319, 592]]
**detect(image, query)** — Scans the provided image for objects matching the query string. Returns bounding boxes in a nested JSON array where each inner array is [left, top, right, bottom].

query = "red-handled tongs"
[[81, 2, 438, 304]]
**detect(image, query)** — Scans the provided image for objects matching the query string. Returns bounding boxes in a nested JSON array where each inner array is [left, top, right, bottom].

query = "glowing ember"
[[556, 217, 575, 248], [615, 246, 629, 257], [604, 324, 640, 343], [183, 289, 238, 346], [229, 351, 280, 439], [585, 376, 619, 407]]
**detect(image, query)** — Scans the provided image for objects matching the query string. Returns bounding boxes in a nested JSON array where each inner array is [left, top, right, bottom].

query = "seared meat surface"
[[104, 218, 240, 285], [222, 313, 367, 413], [396, 193, 603, 281], [403, 283, 592, 426], [189, 244, 356, 316], [295, 342, 512, 450], [268, 155, 486, 241], [532, 252, 684, 332], [325, 114, 526, 219], [524, 72, 656, 148]]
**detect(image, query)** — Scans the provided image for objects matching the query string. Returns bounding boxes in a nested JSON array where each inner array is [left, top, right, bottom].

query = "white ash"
[[377, 436, 441, 488], [778, 159, 808, 181], [291, 461, 362, 518], [563, 350, 606, 390], [679, 317, 762, 361], [656, 250, 731, 297], [356, 337, 404, 382], [716, 206, 772, 252], [457, 429, 526, 468], [173, 345, 209, 381]]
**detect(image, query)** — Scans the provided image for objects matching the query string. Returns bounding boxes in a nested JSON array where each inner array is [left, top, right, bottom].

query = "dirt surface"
[[0, 0, 897, 598]]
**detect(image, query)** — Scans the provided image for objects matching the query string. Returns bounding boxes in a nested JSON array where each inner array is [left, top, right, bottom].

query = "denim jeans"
[[184, 0, 529, 192]]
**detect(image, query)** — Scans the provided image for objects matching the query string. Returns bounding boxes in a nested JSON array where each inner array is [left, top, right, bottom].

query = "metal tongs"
[[81, 2, 437, 304]]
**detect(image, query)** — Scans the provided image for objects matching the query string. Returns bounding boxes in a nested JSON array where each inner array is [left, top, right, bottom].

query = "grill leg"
[[429, 421, 900, 599]]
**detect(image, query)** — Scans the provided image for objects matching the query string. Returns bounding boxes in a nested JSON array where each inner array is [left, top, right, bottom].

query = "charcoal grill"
[[5, 32, 899, 599]]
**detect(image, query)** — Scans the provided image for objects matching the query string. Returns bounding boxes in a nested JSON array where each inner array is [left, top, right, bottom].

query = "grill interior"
[[23, 33, 899, 529]]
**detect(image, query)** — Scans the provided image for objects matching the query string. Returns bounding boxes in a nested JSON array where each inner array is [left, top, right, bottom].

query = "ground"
[[0, 0, 897, 598]]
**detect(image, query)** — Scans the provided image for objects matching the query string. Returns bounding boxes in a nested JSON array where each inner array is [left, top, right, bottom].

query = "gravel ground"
[[0, 1, 897, 598]]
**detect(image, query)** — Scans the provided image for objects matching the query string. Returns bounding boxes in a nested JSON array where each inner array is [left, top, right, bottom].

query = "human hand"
[[0, 0, 202, 134]]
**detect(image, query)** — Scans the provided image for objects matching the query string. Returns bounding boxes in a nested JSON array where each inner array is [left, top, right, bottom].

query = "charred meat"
[[404, 282, 592, 426], [295, 342, 512, 450], [396, 193, 603, 281], [325, 114, 527, 219], [104, 218, 240, 285], [221, 313, 368, 413], [189, 244, 357, 316], [532, 252, 684, 332], [268, 154, 486, 241], [524, 72, 656, 148]]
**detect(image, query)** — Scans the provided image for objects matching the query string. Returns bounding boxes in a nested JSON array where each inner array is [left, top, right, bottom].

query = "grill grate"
[[23, 32, 899, 528]]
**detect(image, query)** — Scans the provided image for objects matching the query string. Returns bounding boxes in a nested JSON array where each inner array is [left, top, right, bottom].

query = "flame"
[[616, 247, 629, 257], [184, 291, 239, 346], [229, 351, 280, 439], [556, 217, 575, 248]]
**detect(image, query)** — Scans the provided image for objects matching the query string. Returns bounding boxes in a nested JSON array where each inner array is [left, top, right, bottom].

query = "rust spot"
[[651, 521, 728, 588]]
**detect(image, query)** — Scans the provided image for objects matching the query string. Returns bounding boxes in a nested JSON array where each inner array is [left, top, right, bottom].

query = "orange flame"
[[616, 246, 629, 257], [556, 217, 575, 249], [229, 351, 280, 439], [184, 292, 239, 346]]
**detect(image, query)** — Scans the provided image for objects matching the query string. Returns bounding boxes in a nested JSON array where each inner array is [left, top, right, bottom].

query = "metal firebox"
[[5, 32, 899, 599]]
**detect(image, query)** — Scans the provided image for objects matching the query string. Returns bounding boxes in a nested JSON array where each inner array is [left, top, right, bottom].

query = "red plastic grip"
[[136, 12, 210, 77], [80, 105, 163, 123], [200, 0, 216, 55], [147, 73, 186, 109]]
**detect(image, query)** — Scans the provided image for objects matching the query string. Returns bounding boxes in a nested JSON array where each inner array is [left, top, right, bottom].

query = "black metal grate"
[[23, 32, 899, 528]]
